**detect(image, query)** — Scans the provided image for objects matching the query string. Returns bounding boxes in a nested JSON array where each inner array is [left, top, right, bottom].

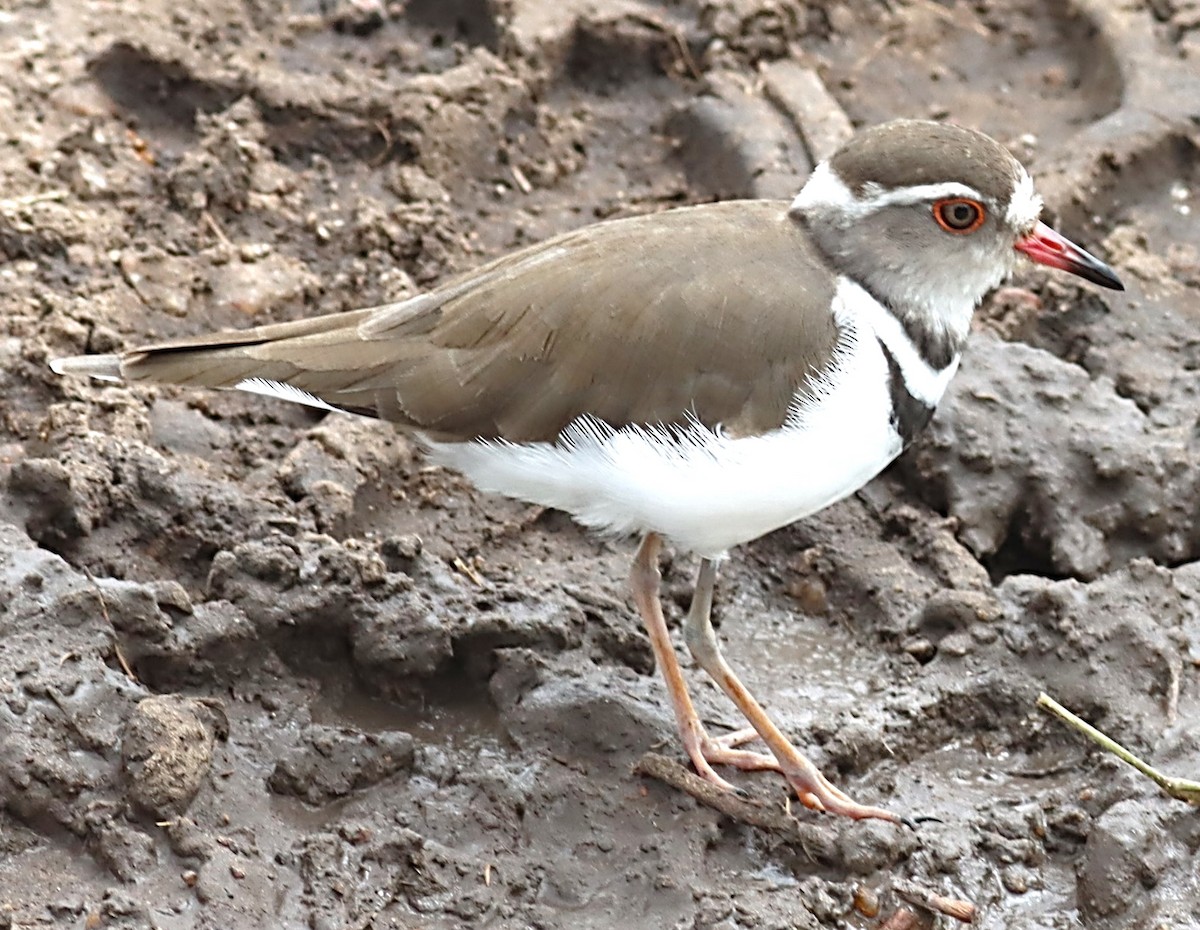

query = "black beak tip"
[[1081, 259, 1125, 292], [1097, 268, 1125, 292]]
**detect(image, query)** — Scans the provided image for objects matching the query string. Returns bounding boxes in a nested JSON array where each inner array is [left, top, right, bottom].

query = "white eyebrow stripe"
[[858, 181, 987, 210], [791, 165, 991, 222]]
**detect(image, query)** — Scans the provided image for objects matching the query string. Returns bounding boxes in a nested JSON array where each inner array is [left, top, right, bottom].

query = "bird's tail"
[[49, 354, 123, 381], [48, 306, 393, 416]]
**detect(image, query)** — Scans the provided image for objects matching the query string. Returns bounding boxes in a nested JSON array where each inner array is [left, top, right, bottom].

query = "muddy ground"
[[1, 0, 1199, 927]]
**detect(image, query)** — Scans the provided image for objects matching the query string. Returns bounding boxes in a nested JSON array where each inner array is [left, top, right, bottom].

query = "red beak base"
[[1015, 221, 1124, 290]]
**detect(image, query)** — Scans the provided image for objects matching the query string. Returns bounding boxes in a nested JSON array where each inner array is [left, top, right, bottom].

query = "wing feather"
[[57, 201, 841, 441]]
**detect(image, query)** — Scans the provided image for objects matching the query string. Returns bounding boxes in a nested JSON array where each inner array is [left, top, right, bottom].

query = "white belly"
[[426, 290, 928, 558]]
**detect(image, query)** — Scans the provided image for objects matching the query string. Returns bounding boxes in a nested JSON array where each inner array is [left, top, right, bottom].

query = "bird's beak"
[[1015, 221, 1124, 290]]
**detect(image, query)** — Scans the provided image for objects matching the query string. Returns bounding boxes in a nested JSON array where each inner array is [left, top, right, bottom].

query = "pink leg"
[[682, 556, 902, 823], [631, 534, 743, 791]]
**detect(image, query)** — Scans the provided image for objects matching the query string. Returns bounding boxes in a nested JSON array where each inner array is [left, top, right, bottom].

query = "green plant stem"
[[1037, 692, 1200, 805]]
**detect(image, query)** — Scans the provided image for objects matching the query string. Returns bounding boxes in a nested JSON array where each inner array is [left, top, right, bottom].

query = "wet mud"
[[1, 1, 1199, 928]]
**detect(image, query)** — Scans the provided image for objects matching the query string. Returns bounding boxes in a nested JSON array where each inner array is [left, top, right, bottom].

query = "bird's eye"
[[933, 198, 985, 234]]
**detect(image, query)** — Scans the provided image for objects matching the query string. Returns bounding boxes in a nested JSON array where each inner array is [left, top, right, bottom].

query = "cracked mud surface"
[[2, 1, 1199, 928]]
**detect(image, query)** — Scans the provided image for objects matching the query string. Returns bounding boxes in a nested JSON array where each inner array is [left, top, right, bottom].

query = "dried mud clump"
[[122, 695, 225, 817]]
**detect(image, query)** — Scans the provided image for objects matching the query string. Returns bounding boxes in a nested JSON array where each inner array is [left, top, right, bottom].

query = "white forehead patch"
[[1005, 166, 1043, 231], [790, 161, 858, 216]]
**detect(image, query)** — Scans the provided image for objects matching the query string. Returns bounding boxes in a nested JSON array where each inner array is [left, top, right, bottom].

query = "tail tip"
[[49, 354, 124, 382]]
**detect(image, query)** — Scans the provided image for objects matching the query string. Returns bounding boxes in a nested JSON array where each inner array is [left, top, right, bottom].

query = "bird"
[[50, 119, 1124, 825]]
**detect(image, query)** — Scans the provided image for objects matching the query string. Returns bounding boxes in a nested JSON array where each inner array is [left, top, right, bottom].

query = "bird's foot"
[[702, 731, 903, 823], [687, 735, 902, 823], [676, 725, 780, 792], [699, 729, 783, 774], [776, 751, 904, 824]]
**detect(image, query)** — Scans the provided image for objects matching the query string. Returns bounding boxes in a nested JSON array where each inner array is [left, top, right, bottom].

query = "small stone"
[[939, 632, 972, 657], [852, 884, 881, 917], [902, 637, 936, 663], [238, 242, 272, 262], [381, 533, 423, 572], [788, 577, 828, 615], [1002, 865, 1030, 894]]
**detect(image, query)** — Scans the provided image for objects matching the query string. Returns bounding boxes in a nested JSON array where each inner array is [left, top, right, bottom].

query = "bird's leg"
[[630, 533, 742, 791], [682, 557, 903, 824], [683, 559, 784, 775]]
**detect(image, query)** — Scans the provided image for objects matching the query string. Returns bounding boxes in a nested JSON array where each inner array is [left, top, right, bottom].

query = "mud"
[[1, 1, 1199, 928]]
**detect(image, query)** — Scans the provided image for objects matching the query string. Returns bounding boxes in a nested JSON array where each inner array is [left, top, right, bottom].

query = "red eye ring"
[[933, 197, 986, 234]]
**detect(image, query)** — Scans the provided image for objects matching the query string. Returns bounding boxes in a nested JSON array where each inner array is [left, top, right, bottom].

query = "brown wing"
[[117, 201, 840, 442]]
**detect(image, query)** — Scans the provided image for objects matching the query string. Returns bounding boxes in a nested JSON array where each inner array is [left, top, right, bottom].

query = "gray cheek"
[[976, 236, 1019, 285]]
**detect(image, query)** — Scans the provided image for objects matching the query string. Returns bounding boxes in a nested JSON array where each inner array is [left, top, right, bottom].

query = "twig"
[[638, 754, 978, 920], [509, 164, 533, 195], [1037, 692, 1200, 805], [84, 569, 139, 683], [201, 210, 234, 251], [629, 13, 702, 82], [452, 556, 485, 587], [1166, 660, 1180, 726], [850, 32, 896, 80], [633, 752, 831, 855], [369, 119, 395, 168], [893, 878, 976, 923], [666, 27, 702, 82]]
